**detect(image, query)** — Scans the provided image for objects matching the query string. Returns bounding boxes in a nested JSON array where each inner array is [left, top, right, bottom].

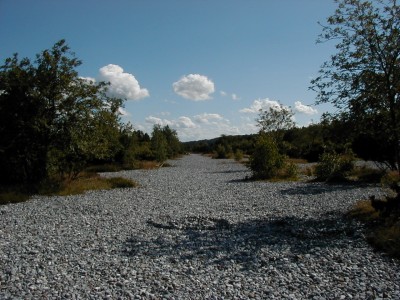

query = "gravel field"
[[1, 154, 399, 299]]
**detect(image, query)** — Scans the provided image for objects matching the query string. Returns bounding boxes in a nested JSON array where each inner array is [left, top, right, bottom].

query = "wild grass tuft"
[[348, 199, 400, 258], [56, 174, 138, 196], [0, 191, 30, 205], [1, 172, 138, 204], [347, 200, 380, 222], [368, 223, 400, 258]]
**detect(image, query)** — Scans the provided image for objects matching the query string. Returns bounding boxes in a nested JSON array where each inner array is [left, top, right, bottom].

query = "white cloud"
[[231, 93, 240, 101], [80, 76, 96, 84], [220, 91, 227, 96], [145, 115, 196, 129], [99, 64, 149, 100], [145, 116, 173, 127], [173, 74, 215, 101], [239, 98, 281, 113], [294, 101, 318, 115], [143, 113, 246, 141], [193, 113, 224, 124], [176, 116, 196, 128], [118, 107, 130, 116]]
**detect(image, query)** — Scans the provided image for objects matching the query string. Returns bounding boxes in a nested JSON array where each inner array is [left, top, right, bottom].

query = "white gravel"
[[0, 154, 399, 299]]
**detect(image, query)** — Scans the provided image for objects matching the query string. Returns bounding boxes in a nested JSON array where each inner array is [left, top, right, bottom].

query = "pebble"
[[0, 154, 399, 299]]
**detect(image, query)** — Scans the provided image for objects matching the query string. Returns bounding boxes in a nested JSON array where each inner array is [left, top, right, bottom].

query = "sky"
[[0, 0, 338, 142]]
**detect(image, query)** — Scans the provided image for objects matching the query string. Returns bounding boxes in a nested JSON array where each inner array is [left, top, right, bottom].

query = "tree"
[[0, 40, 124, 184], [0, 55, 48, 184], [162, 125, 182, 158], [248, 104, 294, 179], [311, 0, 400, 171], [151, 125, 168, 163], [257, 103, 295, 144]]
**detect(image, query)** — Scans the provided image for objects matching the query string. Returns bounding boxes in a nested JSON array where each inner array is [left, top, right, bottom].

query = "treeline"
[[0, 40, 182, 189], [117, 124, 182, 168], [184, 114, 394, 168]]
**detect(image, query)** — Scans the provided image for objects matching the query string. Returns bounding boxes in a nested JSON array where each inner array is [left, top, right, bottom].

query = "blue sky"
[[1, 0, 338, 141]]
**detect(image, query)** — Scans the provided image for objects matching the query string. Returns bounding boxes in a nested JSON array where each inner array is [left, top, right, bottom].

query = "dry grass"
[[0, 172, 138, 205], [348, 199, 400, 258], [57, 174, 138, 196], [0, 191, 30, 205], [286, 158, 308, 164], [347, 200, 380, 222], [369, 222, 400, 258], [136, 160, 161, 170]]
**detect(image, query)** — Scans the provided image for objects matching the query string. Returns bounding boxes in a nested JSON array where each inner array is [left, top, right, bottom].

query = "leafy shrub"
[[284, 162, 299, 179], [234, 149, 244, 162], [315, 151, 354, 182], [249, 134, 284, 180], [214, 144, 231, 159]]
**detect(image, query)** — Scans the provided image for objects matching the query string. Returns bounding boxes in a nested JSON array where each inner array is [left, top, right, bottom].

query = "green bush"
[[315, 151, 354, 181], [249, 134, 284, 180], [284, 162, 299, 179], [234, 149, 244, 161]]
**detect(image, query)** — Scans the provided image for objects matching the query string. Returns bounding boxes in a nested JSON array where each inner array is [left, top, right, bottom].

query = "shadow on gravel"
[[281, 183, 369, 196], [121, 213, 360, 270], [209, 170, 249, 174]]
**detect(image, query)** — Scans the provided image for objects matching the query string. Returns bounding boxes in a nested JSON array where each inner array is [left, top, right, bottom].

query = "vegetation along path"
[[1, 154, 399, 299]]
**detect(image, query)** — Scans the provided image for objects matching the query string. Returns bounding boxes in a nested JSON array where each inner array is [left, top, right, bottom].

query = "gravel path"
[[1, 154, 399, 299]]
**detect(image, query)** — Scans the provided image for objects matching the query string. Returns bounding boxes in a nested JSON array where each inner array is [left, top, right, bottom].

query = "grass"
[[286, 158, 308, 164], [0, 172, 138, 205], [47, 173, 138, 196], [136, 160, 162, 169], [85, 164, 123, 173], [347, 199, 400, 258], [348, 166, 385, 183], [347, 200, 380, 222], [0, 191, 31, 205], [0, 158, 176, 205]]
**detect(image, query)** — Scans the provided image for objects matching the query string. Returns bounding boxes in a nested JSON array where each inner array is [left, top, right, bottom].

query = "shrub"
[[249, 134, 284, 180], [284, 162, 299, 179], [214, 144, 231, 159], [348, 199, 400, 258], [315, 151, 354, 182], [234, 149, 244, 162]]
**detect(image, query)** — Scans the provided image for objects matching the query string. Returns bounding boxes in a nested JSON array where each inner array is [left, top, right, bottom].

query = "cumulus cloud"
[[145, 115, 196, 129], [239, 98, 282, 113], [118, 107, 130, 116], [294, 101, 318, 115], [145, 116, 172, 127], [173, 74, 215, 101], [79, 76, 96, 84], [193, 113, 224, 124], [99, 64, 149, 100], [176, 116, 196, 128]]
